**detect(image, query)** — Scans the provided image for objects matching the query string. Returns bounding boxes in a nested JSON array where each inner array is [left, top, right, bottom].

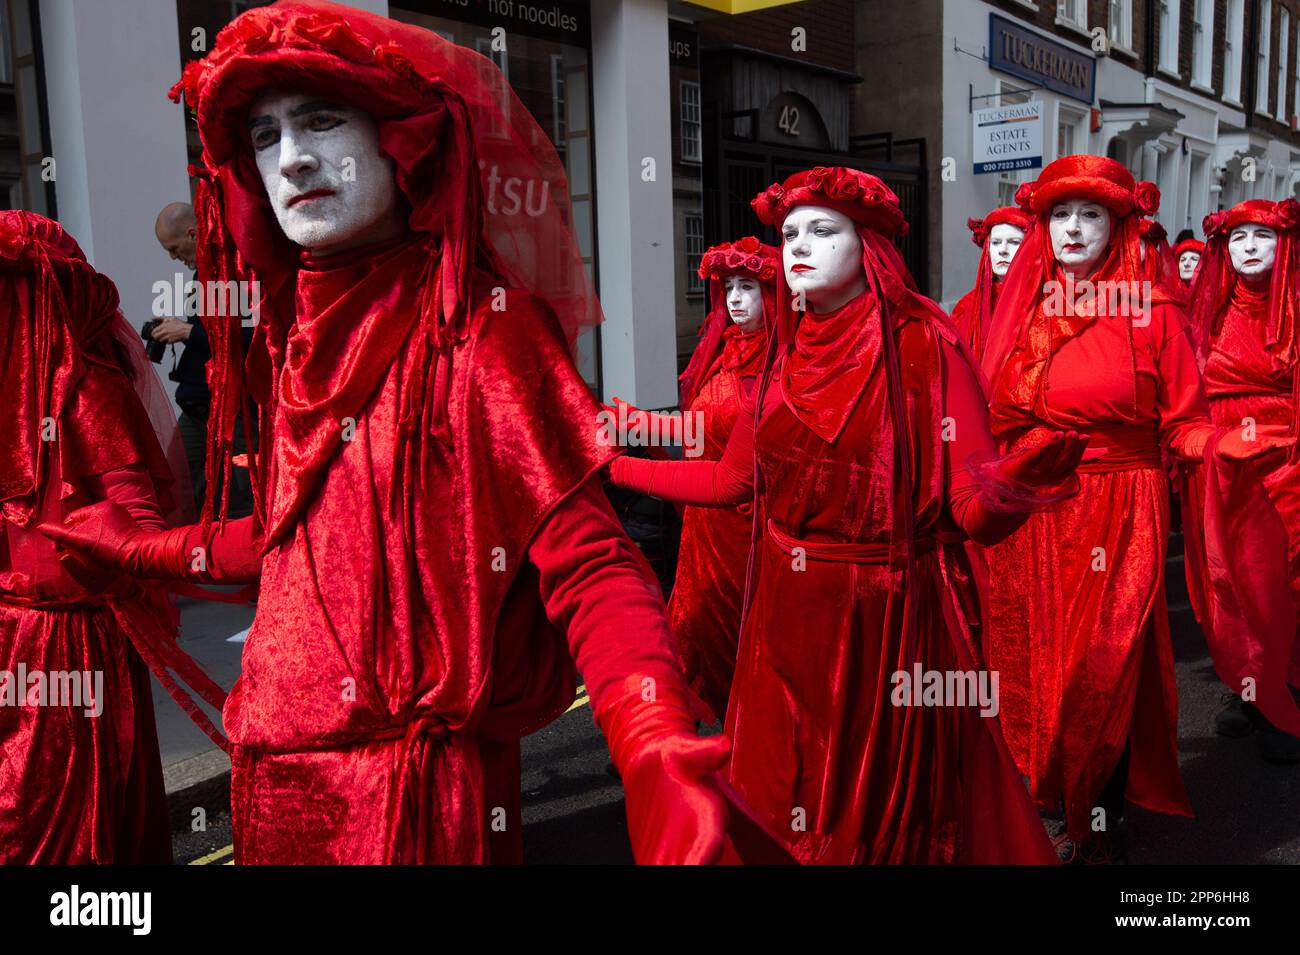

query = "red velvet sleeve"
[[527, 477, 687, 716], [1153, 304, 1216, 460], [87, 465, 167, 533], [607, 394, 757, 507], [940, 339, 1032, 546]]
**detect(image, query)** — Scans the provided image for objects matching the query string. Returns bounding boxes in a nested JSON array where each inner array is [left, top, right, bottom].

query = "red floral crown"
[[1173, 237, 1205, 258], [967, 206, 1031, 247], [698, 236, 780, 281], [1203, 198, 1300, 239], [751, 166, 908, 238], [1015, 155, 1159, 219]]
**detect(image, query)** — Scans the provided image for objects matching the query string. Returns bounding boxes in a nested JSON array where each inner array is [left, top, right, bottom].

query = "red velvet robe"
[[0, 365, 171, 864], [1184, 281, 1300, 721], [615, 289, 1057, 864], [669, 324, 766, 718], [225, 238, 686, 864], [950, 280, 1002, 364], [985, 295, 1202, 843]]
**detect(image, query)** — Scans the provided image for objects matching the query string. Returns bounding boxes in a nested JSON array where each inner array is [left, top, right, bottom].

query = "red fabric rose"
[[967, 217, 987, 247], [736, 236, 761, 253], [1014, 181, 1034, 212], [1202, 210, 1229, 238], [1276, 198, 1300, 231], [1133, 181, 1161, 216]]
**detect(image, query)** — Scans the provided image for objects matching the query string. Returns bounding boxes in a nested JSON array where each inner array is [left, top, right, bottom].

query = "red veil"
[[678, 237, 779, 410], [168, 0, 604, 528], [0, 211, 189, 531], [958, 205, 1031, 359]]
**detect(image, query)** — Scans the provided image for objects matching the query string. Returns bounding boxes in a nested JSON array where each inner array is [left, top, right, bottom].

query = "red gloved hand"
[[596, 674, 730, 865], [997, 429, 1091, 485], [1215, 423, 1297, 461], [38, 502, 260, 583]]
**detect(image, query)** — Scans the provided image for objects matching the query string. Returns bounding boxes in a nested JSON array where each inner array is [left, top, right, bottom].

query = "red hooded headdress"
[[0, 211, 186, 528], [1190, 198, 1300, 371], [957, 205, 1031, 359], [981, 155, 1178, 418], [168, 0, 601, 529], [677, 237, 778, 410]]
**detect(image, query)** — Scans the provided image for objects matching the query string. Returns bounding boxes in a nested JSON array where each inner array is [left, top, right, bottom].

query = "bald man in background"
[[153, 201, 253, 517]]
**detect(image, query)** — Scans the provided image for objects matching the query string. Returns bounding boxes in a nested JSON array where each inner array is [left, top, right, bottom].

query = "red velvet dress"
[[1193, 282, 1300, 694], [225, 238, 687, 864], [669, 324, 766, 717], [985, 295, 1201, 842], [614, 290, 1056, 864], [0, 366, 172, 864]]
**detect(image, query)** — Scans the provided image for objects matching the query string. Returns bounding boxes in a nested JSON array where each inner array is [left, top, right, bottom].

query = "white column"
[[590, 0, 677, 408], [38, 0, 192, 332]]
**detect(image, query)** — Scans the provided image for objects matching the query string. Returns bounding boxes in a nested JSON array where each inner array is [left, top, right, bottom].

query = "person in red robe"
[[979, 156, 1292, 863], [0, 211, 190, 863], [606, 238, 776, 720], [607, 165, 1090, 864], [1181, 199, 1300, 761], [950, 206, 1030, 363], [1174, 236, 1205, 290], [42, 0, 744, 865]]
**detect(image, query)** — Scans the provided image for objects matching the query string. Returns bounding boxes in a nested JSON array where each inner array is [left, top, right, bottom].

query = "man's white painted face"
[[723, 274, 763, 329], [987, 223, 1025, 278], [780, 205, 864, 310], [1048, 200, 1112, 276], [1177, 250, 1201, 282], [248, 90, 402, 254], [1227, 224, 1277, 277]]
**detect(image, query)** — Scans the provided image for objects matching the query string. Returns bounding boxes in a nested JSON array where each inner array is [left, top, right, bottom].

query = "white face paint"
[[1047, 200, 1112, 277], [1227, 223, 1278, 277], [987, 223, 1025, 279], [1177, 250, 1201, 282], [723, 274, 763, 330], [248, 90, 406, 255], [780, 205, 866, 313]]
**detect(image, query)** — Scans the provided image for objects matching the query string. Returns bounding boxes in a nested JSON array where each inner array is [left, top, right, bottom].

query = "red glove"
[[38, 502, 262, 584], [996, 429, 1091, 485], [595, 674, 731, 864]]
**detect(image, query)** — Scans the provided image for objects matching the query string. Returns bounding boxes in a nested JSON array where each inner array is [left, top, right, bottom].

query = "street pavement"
[[165, 529, 1299, 864]]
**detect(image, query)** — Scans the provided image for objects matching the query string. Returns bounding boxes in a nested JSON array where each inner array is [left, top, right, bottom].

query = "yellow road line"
[[190, 843, 233, 865]]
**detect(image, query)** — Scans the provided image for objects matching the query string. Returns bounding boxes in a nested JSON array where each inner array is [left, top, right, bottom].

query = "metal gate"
[[703, 106, 929, 294]]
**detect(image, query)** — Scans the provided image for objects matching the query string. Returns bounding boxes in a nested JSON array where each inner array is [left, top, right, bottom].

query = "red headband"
[[1203, 199, 1300, 238], [698, 236, 780, 282], [1016, 154, 1159, 219], [967, 206, 1031, 247], [751, 166, 908, 238]]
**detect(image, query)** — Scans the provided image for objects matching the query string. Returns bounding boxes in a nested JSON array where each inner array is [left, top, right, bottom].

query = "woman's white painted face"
[[1047, 200, 1112, 276], [1227, 224, 1277, 277], [723, 274, 763, 329], [780, 205, 864, 310], [987, 223, 1025, 278], [1177, 250, 1201, 282], [248, 89, 402, 254]]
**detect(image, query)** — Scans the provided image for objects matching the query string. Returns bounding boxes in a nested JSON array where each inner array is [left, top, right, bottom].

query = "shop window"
[[680, 80, 701, 164]]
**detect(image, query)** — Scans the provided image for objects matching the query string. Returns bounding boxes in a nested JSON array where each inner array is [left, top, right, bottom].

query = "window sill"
[[1190, 80, 1215, 95], [1007, 0, 1039, 10], [1054, 16, 1091, 41], [1109, 43, 1139, 62], [1223, 95, 1243, 109], [1157, 66, 1182, 82]]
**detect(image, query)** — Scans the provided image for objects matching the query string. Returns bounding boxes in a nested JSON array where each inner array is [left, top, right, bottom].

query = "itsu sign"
[[972, 102, 1043, 175]]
